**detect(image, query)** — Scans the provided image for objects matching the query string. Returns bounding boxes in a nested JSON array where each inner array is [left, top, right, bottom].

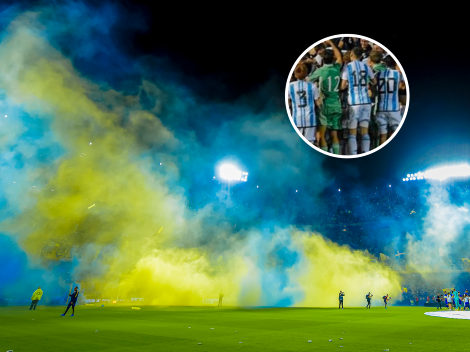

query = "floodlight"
[[219, 164, 242, 181], [218, 163, 248, 182], [423, 164, 470, 181]]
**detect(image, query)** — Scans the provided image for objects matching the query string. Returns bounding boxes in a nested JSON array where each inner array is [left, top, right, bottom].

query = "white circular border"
[[285, 33, 410, 159]]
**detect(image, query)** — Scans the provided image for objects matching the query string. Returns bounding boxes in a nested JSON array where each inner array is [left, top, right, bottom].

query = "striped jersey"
[[288, 80, 319, 128], [376, 69, 404, 112], [341, 61, 375, 106]]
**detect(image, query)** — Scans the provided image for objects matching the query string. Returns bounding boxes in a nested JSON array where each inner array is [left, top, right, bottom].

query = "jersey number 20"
[[378, 78, 396, 94]]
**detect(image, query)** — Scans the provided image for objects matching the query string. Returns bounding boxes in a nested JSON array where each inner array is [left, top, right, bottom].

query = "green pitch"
[[0, 305, 468, 351]]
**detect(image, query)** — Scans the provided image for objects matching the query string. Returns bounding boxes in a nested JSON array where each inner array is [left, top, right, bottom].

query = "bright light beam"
[[424, 164, 470, 181], [219, 164, 247, 182], [403, 164, 470, 182]]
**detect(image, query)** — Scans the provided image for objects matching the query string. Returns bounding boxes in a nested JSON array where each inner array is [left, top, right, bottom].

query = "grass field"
[[0, 305, 468, 351]]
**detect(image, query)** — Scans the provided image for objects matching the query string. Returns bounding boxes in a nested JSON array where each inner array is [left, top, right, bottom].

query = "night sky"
[[102, 14, 470, 186]]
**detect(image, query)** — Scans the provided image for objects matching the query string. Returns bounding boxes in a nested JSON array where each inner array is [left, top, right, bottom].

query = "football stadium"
[[1, 3, 470, 352]]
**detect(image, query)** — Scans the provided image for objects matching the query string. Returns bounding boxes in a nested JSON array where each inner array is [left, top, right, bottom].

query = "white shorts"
[[348, 105, 371, 129], [299, 127, 316, 143], [376, 111, 402, 134]]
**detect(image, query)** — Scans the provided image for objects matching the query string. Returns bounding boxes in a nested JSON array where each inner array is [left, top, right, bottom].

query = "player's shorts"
[[347, 104, 372, 129], [298, 127, 316, 143], [376, 111, 402, 134], [319, 102, 342, 130]]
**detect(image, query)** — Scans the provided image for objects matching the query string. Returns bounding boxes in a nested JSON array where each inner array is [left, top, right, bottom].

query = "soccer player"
[[61, 286, 79, 317], [383, 294, 390, 309], [339, 291, 345, 309], [464, 294, 469, 310], [30, 287, 43, 310], [341, 47, 377, 155], [453, 290, 462, 311], [288, 64, 322, 144], [368, 51, 387, 73], [308, 40, 343, 154], [374, 56, 405, 146], [436, 294, 442, 310], [218, 291, 224, 306], [447, 292, 453, 310], [366, 292, 373, 309]]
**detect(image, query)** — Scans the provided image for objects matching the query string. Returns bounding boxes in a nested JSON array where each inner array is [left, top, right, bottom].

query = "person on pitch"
[[454, 290, 462, 311], [61, 286, 79, 317], [30, 287, 43, 310], [218, 290, 224, 306], [339, 291, 345, 309], [436, 294, 442, 310], [366, 292, 373, 309], [383, 294, 391, 309]]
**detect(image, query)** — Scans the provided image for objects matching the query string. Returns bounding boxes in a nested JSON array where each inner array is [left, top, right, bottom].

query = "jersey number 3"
[[297, 90, 307, 108]]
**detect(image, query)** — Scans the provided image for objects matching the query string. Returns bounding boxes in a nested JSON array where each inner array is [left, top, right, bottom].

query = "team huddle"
[[288, 37, 407, 155], [436, 290, 470, 310]]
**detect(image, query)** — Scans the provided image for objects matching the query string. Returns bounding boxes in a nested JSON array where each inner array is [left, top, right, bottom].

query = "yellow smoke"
[[294, 233, 402, 307]]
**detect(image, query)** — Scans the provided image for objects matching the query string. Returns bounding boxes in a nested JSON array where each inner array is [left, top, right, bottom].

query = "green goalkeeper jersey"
[[308, 63, 342, 104]]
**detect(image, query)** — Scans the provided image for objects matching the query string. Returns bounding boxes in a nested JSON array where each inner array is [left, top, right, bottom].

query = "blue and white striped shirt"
[[341, 61, 375, 106], [289, 80, 319, 128], [376, 69, 403, 112]]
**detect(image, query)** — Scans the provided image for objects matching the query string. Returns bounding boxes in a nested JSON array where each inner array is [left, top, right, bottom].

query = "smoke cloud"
[[0, 3, 403, 306]]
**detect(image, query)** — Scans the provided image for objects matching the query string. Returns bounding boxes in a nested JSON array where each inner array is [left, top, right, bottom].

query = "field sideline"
[[0, 305, 468, 351]]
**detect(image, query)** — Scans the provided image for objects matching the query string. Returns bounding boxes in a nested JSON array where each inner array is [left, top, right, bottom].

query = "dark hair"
[[384, 56, 397, 68], [323, 50, 335, 64], [316, 44, 326, 51], [352, 47, 363, 59]]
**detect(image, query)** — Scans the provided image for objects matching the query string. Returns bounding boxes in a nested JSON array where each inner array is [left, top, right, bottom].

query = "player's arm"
[[313, 85, 322, 108], [338, 37, 345, 49], [340, 66, 349, 90], [399, 72, 407, 105], [367, 66, 377, 86], [325, 39, 343, 65], [370, 72, 380, 98], [307, 69, 320, 83]]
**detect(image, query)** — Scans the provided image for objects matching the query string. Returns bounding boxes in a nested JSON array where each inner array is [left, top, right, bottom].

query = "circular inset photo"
[[285, 34, 409, 158]]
